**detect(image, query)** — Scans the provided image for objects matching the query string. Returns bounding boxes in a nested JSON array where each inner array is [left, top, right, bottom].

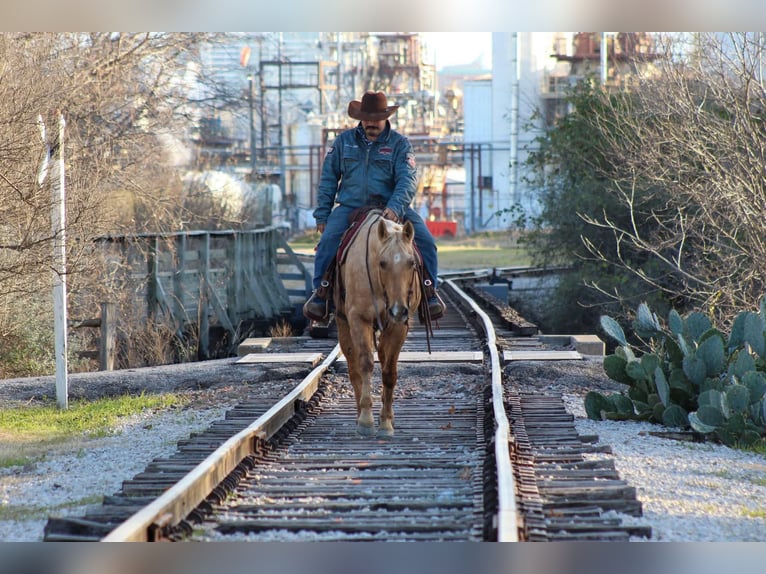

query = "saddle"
[[315, 207, 436, 326], [315, 207, 383, 302]]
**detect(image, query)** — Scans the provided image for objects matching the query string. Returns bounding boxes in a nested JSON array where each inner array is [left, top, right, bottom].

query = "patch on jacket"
[[406, 152, 416, 168], [379, 147, 393, 155]]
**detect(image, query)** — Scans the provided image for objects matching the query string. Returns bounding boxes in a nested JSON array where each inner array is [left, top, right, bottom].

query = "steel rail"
[[444, 278, 520, 541], [439, 264, 572, 282], [102, 282, 517, 542], [102, 345, 342, 542]]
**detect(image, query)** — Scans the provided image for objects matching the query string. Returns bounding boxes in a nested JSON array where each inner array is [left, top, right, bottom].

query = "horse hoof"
[[377, 428, 394, 439], [356, 423, 375, 437]]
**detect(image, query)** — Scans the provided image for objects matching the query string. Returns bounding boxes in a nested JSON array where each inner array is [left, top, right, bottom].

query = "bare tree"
[[574, 32, 766, 325], [0, 33, 219, 354]]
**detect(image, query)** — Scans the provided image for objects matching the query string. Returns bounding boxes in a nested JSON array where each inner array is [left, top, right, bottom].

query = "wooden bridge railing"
[[96, 227, 309, 357]]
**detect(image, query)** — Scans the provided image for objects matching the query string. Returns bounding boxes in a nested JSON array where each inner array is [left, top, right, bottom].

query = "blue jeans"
[[312, 204, 439, 293]]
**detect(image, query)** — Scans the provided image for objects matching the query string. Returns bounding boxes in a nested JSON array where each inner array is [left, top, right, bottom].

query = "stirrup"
[[428, 293, 446, 320], [303, 290, 329, 321]]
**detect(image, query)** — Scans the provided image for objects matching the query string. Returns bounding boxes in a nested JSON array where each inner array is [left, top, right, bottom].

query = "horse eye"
[[380, 261, 387, 269]]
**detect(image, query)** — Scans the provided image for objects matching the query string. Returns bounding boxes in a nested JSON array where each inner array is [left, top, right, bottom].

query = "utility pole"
[[39, 111, 68, 409], [240, 45, 256, 174], [278, 33, 289, 227], [248, 74, 256, 173], [510, 32, 520, 206], [601, 32, 609, 86]]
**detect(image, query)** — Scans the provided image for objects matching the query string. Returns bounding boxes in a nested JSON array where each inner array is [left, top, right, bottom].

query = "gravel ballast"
[[3, 355, 766, 542]]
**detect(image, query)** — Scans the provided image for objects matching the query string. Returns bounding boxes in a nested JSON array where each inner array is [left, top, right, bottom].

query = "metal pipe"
[[510, 33, 520, 205]]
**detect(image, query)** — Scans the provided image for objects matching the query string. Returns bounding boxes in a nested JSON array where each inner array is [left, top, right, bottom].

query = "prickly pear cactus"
[[589, 300, 766, 447]]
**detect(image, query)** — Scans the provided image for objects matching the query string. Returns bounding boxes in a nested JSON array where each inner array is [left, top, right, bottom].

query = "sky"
[[421, 32, 493, 70], [0, 0, 762, 33]]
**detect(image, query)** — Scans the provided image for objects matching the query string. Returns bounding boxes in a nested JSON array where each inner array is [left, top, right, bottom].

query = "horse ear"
[[402, 220, 415, 242], [377, 218, 389, 240]]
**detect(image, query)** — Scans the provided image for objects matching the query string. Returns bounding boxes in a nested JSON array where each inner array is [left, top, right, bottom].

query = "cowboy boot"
[[424, 279, 446, 320], [303, 291, 329, 321], [303, 277, 333, 321]]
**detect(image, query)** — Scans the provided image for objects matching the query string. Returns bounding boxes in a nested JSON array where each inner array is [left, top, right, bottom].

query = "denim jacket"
[[312, 122, 418, 224]]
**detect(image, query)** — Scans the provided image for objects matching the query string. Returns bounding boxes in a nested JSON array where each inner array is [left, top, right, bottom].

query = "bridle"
[[364, 214, 419, 335]]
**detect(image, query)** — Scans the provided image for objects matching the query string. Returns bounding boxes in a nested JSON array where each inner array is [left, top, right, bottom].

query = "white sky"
[[420, 32, 493, 70]]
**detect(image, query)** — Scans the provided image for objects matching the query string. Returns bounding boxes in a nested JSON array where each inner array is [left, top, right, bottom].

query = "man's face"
[[362, 119, 386, 141]]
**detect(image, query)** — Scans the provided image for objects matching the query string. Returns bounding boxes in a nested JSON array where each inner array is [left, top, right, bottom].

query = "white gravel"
[[3, 358, 766, 542], [565, 394, 766, 541]]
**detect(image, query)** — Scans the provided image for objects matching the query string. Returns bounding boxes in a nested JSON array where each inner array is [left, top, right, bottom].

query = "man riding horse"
[[303, 90, 446, 322]]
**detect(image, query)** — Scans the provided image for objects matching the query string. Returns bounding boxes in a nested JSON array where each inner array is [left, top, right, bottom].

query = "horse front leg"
[[355, 347, 376, 436], [340, 316, 376, 436], [336, 315, 361, 412], [377, 324, 408, 437]]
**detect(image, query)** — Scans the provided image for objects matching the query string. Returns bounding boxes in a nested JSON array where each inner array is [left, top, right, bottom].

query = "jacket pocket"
[[342, 144, 362, 168], [372, 156, 393, 179]]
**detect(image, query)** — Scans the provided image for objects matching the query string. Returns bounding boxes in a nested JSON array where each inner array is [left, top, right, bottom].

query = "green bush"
[[588, 300, 766, 447], [0, 324, 56, 378]]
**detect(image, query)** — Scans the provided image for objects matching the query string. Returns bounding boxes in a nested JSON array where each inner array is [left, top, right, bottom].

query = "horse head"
[[375, 218, 420, 324]]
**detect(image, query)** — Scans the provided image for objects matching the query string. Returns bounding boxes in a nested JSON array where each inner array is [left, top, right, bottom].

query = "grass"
[[0, 495, 105, 522], [0, 392, 188, 469], [437, 239, 532, 270], [709, 469, 736, 480], [269, 319, 295, 338], [740, 440, 766, 456], [289, 230, 533, 272], [742, 507, 766, 519]]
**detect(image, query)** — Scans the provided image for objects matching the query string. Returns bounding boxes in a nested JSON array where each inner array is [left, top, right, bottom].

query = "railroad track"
[[43, 275, 650, 542]]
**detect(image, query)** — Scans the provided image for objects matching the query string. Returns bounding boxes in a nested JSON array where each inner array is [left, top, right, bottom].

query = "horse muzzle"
[[387, 302, 410, 324]]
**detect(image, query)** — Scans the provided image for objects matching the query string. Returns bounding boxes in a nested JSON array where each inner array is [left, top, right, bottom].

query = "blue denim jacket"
[[312, 122, 418, 224]]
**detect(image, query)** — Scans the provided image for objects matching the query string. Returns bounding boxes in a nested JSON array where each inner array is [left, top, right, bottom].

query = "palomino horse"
[[333, 209, 422, 437]]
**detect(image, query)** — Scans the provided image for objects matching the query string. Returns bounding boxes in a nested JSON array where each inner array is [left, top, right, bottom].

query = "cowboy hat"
[[347, 91, 399, 121]]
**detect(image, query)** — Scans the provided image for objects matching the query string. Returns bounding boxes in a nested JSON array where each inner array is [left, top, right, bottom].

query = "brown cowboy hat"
[[348, 91, 399, 121]]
